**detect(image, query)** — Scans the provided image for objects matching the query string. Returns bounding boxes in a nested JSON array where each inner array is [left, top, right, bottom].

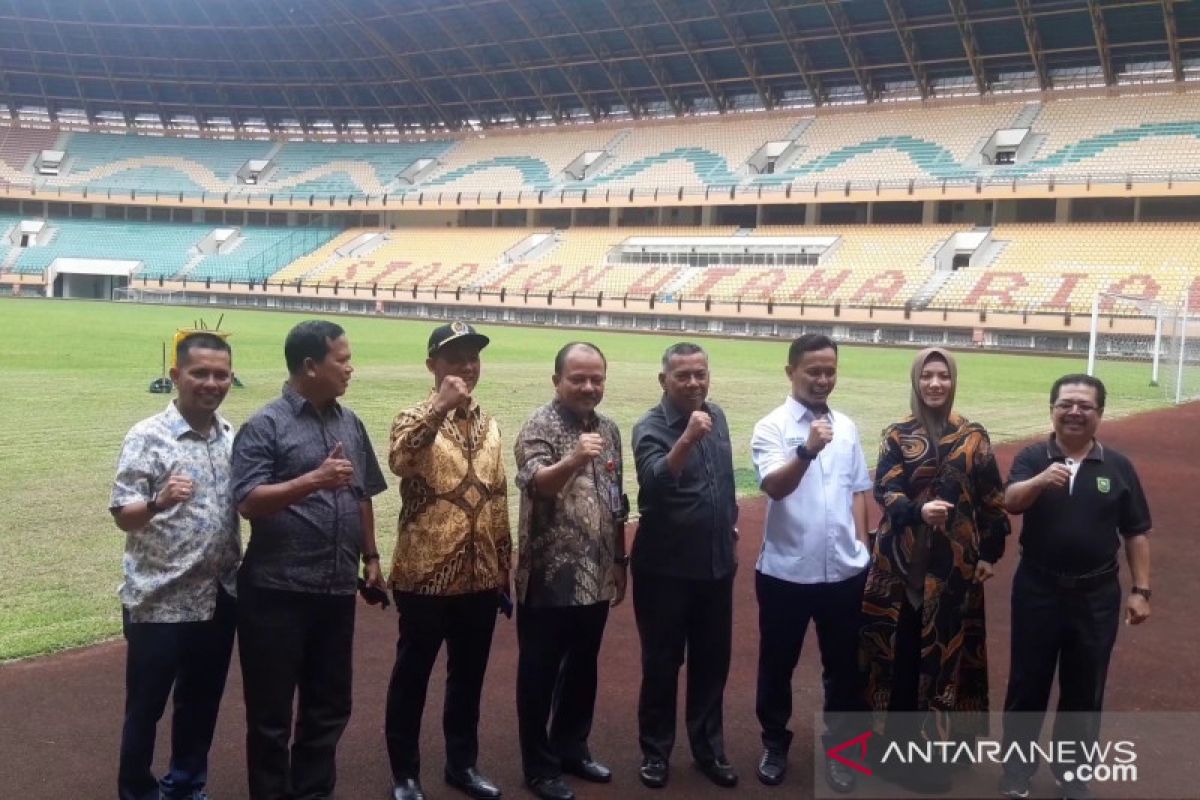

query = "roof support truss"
[[506, 1, 598, 122], [1086, 0, 1116, 86], [948, 0, 988, 95], [1162, 0, 1184, 82], [329, 0, 457, 130], [1014, 0, 1051, 91], [822, 0, 875, 101], [476, 5, 567, 124], [707, 0, 772, 110], [649, 0, 725, 112], [763, 0, 824, 106], [421, 6, 527, 125], [882, 0, 929, 99], [603, 0, 683, 115], [549, 0, 639, 118]]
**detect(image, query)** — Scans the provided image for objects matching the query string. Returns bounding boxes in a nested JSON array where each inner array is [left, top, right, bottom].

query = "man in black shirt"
[[631, 342, 739, 790], [1000, 374, 1151, 800], [232, 320, 389, 800]]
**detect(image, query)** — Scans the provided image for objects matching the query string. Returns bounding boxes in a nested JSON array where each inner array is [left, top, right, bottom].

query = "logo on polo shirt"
[[1097, 477, 1111, 494]]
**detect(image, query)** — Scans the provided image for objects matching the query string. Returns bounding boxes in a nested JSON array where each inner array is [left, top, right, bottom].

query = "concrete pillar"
[[805, 203, 819, 226], [922, 201, 937, 225], [1055, 198, 1070, 224]]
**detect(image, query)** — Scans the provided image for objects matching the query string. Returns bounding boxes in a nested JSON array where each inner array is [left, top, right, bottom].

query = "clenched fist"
[[1040, 462, 1073, 491], [434, 375, 471, 415], [806, 417, 834, 455], [683, 410, 713, 443], [155, 473, 194, 509], [572, 433, 605, 468], [921, 499, 954, 530]]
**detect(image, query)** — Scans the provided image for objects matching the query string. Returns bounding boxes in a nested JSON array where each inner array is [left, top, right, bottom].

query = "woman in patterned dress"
[[860, 347, 1011, 788]]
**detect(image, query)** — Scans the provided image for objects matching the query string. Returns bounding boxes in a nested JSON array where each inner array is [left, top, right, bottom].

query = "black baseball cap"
[[427, 321, 490, 357]]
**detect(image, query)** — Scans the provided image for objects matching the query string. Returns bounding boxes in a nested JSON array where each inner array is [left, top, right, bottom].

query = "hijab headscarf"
[[909, 346, 958, 441]]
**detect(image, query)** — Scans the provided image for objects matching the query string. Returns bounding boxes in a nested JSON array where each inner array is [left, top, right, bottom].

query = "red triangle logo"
[[826, 730, 874, 776]]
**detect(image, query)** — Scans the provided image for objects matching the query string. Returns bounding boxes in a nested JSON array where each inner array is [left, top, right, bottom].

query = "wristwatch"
[[614, 555, 630, 567], [795, 443, 814, 461], [1130, 586, 1152, 601], [146, 496, 162, 515]]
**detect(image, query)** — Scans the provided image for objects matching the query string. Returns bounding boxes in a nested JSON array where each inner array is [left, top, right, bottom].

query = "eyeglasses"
[[1052, 401, 1099, 413]]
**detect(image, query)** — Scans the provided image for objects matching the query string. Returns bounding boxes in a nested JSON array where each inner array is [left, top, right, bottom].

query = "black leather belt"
[[1021, 558, 1119, 591]]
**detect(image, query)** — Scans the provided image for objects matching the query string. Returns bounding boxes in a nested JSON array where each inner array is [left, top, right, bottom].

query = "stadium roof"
[[0, 0, 1198, 133]]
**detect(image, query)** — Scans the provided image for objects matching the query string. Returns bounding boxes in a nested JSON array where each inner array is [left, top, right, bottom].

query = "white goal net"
[[1088, 292, 1199, 406], [112, 286, 182, 304]]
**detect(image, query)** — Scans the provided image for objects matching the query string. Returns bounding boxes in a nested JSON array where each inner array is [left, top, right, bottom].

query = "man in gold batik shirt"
[[383, 321, 510, 800]]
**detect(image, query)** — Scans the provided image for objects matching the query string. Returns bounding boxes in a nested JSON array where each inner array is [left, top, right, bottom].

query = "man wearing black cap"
[[384, 322, 512, 800]]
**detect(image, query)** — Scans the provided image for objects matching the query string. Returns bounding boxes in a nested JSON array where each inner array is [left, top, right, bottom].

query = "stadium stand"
[[0, 126, 59, 184], [294, 227, 539, 287], [1009, 93, 1200, 179], [485, 226, 735, 296], [668, 225, 960, 304], [757, 104, 1020, 186], [42, 133, 272, 195], [5, 218, 335, 282], [258, 141, 455, 196], [585, 117, 801, 189], [931, 223, 1200, 313], [931, 224, 1200, 314], [2, 89, 1200, 197], [424, 128, 617, 191]]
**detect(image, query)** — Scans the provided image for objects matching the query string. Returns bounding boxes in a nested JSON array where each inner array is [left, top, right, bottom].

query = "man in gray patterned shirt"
[[110, 331, 240, 800], [513, 342, 628, 800]]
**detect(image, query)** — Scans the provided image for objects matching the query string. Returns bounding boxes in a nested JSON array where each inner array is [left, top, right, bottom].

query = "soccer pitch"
[[0, 299, 1166, 660]]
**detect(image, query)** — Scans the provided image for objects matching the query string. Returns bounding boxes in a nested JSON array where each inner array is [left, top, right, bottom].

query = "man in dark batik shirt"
[[514, 342, 628, 800], [232, 320, 388, 800]]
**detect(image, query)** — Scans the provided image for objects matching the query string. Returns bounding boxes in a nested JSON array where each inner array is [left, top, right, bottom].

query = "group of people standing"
[[109, 320, 1152, 800]]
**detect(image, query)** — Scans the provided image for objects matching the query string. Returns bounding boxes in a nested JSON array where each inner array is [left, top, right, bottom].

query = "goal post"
[[112, 286, 181, 304], [1088, 291, 1198, 406]]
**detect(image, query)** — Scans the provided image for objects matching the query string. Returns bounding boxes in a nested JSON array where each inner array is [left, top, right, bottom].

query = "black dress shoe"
[[639, 757, 669, 789], [757, 748, 787, 786], [824, 756, 857, 793], [561, 758, 612, 783], [696, 758, 739, 788], [445, 766, 502, 799], [525, 776, 574, 800], [392, 777, 426, 800]]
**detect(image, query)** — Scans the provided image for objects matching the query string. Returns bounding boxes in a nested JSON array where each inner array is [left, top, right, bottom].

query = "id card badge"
[[605, 458, 622, 514], [608, 482, 622, 515]]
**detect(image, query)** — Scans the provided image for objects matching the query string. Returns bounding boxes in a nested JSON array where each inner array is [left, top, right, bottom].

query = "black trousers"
[[516, 601, 610, 779], [755, 568, 868, 753], [1002, 561, 1121, 780], [881, 600, 926, 750], [385, 589, 499, 782], [632, 569, 734, 764], [237, 583, 356, 800], [118, 587, 236, 800]]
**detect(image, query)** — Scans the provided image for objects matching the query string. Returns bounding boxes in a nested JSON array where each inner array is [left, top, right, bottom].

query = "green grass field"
[[0, 298, 1167, 660]]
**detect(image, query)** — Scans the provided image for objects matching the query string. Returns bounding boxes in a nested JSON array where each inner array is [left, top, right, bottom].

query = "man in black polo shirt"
[[631, 342, 739, 790], [999, 374, 1151, 800]]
